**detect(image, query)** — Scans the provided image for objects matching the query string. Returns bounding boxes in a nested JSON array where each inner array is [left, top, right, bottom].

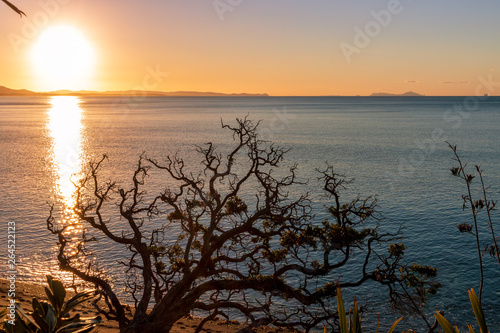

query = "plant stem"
[[477, 167, 500, 266], [450, 145, 484, 302], [398, 281, 432, 330]]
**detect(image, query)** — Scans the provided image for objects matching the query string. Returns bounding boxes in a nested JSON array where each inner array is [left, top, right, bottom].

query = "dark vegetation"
[[45, 118, 439, 332], [1, 276, 101, 333]]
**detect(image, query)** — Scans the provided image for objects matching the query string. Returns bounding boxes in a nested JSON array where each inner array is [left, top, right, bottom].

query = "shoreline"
[[0, 279, 299, 332]]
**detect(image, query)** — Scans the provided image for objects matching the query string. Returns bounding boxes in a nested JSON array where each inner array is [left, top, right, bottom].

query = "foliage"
[[434, 288, 489, 333], [334, 286, 402, 333], [47, 118, 440, 333], [448, 143, 499, 301], [0, 276, 101, 333], [1, 0, 25, 17]]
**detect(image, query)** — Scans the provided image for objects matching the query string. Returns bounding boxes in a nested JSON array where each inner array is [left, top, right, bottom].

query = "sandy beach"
[[0, 279, 300, 333]]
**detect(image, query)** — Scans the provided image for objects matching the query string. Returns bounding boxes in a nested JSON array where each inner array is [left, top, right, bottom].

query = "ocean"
[[1, 96, 499, 331]]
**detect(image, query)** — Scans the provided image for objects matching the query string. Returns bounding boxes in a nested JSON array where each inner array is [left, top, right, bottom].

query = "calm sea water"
[[1, 96, 499, 330]]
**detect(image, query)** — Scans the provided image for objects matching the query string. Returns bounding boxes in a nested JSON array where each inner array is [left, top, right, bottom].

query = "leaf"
[[45, 286, 57, 311], [32, 307, 50, 333], [61, 290, 95, 317], [468, 324, 475, 333], [5, 311, 36, 333], [351, 298, 359, 333], [46, 306, 57, 333], [468, 288, 488, 333], [14, 302, 41, 332], [50, 279, 67, 313], [57, 317, 102, 333], [435, 311, 457, 333], [31, 298, 46, 317], [336, 287, 348, 333], [57, 314, 102, 332], [387, 316, 403, 333]]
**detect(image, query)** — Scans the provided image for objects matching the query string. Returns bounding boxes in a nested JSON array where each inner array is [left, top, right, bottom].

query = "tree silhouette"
[[2, 0, 25, 17], [47, 118, 440, 332]]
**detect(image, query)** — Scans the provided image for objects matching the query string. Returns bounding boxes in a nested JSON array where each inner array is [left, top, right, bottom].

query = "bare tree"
[[47, 118, 440, 332], [2, 0, 25, 17]]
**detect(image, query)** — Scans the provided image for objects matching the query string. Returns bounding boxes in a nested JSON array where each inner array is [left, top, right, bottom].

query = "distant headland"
[[0, 86, 440, 98], [369, 91, 425, 97], [0, 86, 269, 97]]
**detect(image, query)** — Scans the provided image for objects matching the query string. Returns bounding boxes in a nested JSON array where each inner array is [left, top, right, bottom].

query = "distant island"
[[369, 91, 424, 97], [0, 86, 269, 97]]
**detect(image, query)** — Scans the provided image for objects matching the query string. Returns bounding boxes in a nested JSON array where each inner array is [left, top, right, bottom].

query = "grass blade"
[[387, 316, 403, 333], [352, 298, 359, 333], [435, 311, 457, 333], [468, 288, 488, 333], [336, 287, 348, 333]]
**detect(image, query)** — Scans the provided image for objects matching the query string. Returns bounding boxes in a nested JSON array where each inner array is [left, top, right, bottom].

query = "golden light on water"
[[48, 96, 85, 206], [47, 96, 87, 281]]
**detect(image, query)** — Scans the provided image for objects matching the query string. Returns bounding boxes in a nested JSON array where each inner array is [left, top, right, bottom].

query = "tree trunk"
[[121, 304, 185, 333]]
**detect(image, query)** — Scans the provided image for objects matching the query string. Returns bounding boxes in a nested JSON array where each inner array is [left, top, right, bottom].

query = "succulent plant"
[[1, 276, 101, 333]]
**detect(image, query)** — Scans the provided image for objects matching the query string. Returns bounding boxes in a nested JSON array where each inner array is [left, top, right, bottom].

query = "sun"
[[30, 25, 96, 91]]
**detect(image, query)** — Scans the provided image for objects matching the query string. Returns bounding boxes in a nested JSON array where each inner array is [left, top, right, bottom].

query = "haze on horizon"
[[1, 0, 499, 96]]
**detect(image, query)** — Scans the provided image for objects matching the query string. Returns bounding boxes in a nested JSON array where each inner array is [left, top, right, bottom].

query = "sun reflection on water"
[[47, 96, 86, 281], [48, 96, 85, 205]]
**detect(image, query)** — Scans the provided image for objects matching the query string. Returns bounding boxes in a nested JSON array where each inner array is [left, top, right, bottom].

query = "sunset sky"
[[1, 0, 500, 96]]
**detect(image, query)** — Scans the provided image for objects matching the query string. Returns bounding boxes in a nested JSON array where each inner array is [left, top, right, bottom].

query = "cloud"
[[404, 80, 420, 83], [440, 81, 472, 84]]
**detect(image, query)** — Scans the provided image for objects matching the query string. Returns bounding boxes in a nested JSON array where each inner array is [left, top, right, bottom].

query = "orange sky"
[[1, 1, 499, 96]]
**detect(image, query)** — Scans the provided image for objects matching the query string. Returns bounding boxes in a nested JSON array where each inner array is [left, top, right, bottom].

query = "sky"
[[1, 0, 500, 96]]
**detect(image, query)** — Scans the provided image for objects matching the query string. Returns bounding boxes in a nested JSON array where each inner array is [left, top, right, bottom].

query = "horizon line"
[[0, 85, 496, 98]]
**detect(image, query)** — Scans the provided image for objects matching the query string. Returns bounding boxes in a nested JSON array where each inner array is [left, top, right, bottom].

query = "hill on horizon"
[[369, 91, 425, 97], [0, 86, 269, 97]]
